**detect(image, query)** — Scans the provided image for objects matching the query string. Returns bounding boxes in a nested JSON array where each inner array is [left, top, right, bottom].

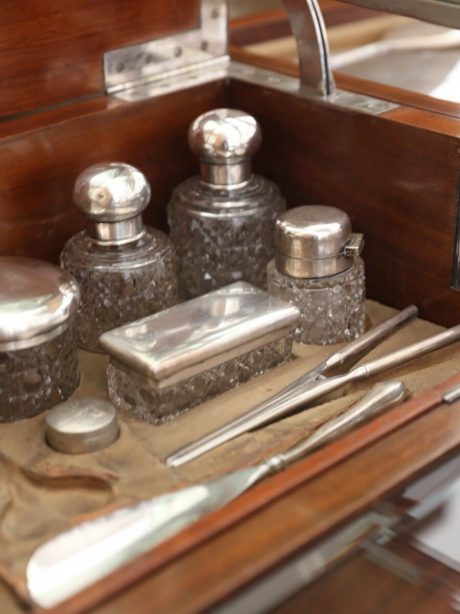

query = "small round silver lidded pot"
[[46, 398, 119, 454], [60, 162, 178, 352], [168, 108, 286, 298], [0, 257, 80, 421], [267, 205, 366, 345]]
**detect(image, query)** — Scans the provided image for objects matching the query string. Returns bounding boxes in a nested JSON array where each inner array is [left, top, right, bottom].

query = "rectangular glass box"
[[99, 282, 300, 423]]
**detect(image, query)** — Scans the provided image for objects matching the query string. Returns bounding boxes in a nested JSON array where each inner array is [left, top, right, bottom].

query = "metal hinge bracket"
[[104, 0, 397, 117], [104, 0, 229, 100]]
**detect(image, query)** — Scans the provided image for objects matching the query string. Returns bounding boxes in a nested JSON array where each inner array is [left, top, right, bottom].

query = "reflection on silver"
[[274, 205, 363, 279], [27, 380, 405, 608], [333, 22, 460, 104], [74, 162, 151, 244], [99, 282, 300, 387], [342, 0, 460, 30], [0, 257, 79, 351], [188, 108, 262, 185]]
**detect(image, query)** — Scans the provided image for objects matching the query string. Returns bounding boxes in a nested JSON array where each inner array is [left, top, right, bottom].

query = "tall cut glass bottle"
[[60, 162, 178, 352], [168, 108, 286, 298]]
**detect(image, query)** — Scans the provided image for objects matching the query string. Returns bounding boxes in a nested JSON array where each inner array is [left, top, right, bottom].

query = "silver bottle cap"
[[74, 162, 151, 244], [46, 398, 119, 454], [0, 257, 79, 352], [188, 109, 262, 186], [275, 206, 364, 279]]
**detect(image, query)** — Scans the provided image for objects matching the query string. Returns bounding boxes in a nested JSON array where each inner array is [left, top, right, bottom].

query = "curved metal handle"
[[282, 0, 335, 95]]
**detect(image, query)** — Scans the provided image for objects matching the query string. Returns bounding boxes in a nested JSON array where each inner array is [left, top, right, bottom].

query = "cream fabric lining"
[[1, 300, 460, 612]]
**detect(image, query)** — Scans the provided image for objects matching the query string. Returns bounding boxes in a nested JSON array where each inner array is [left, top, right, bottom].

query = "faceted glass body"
[[168, 175, 286, 298], [60, 229, 178, 351], [0, 327, 80, 422], [107, 335, 294, 424], [267, 258, 366, 345]]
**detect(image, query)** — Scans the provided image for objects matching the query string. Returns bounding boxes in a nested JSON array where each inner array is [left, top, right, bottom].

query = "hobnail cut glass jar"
[[169, 176, 285, 297], [0, 257, 80, 421], [168, 109, 286, 298], [61, 229, 177, 351], [267, 257, 366, 344], [99, 282, 300, 424], [60, 162, 178, 351], [267, 205, 366, 345]]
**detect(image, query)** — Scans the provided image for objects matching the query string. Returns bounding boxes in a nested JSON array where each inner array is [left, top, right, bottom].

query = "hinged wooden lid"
[[0, 0, 200, 119]]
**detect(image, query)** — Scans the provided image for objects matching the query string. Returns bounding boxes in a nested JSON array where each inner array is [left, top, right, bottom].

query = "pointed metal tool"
[[169, 307, 447, 468]]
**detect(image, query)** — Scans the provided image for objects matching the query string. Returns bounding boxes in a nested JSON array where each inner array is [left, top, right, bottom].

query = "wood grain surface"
[[227, 73, 460, 327], [0, 80, 227, 263], [0, 1, 199, 118]]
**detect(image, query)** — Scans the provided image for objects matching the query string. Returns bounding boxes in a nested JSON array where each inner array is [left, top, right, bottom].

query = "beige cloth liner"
[[1, 300, 460, 611]]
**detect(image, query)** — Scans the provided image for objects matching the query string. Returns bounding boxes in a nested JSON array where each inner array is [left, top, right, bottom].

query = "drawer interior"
[[2, 299, 460, 611]]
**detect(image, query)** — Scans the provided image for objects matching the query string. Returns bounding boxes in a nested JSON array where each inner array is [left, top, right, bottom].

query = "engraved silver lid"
[[275, 206, 364, 279], [188, 109, 262, 186], [0, 257, 79, 352], [74, 162, 151, 245], [46, 398, 119, 454], [100, 282, 300, 389]]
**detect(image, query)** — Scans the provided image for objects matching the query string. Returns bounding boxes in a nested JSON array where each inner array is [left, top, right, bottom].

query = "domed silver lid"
[[73, 162, 151, 244], [188, 109, 261, 186], [46, 398, 119, 454], [0, 257, 80, 351], [275, 205, 364, 278]]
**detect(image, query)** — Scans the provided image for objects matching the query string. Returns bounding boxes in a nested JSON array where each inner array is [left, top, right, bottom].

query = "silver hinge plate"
[[104, 0, 228, 98]]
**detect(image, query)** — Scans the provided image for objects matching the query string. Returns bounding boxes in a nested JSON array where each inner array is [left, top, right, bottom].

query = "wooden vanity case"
[[1, 1, 460, 612]]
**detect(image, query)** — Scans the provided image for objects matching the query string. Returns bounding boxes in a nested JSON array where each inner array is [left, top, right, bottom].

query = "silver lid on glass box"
[[274, 205, 364, 279], [99, 282, 300, 389], [0, 257, 79, 351]]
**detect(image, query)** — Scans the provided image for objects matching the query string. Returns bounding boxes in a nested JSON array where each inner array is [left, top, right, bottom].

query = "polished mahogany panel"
[[228, 79, 460, 327], [0, 0, 199, 118], [0, 81, 227, 263]]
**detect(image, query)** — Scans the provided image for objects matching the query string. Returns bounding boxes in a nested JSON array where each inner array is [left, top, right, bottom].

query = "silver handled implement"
[[27, 381, 406, 609], [254, 305, 418, 410], [272, 380, 407, 468], [167, 323, 460, 467]]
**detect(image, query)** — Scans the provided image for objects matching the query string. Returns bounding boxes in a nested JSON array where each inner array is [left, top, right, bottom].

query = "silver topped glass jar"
[[99, 282, 300, 424], [167, 108, 286, 298], [0, 257, 80, 421], [267, 206, 366, 344], [60, 162, 178, 352]]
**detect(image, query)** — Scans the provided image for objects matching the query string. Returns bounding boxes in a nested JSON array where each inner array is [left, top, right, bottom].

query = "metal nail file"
[[167, 321, 460, 467], [27, 380, 406, 609]]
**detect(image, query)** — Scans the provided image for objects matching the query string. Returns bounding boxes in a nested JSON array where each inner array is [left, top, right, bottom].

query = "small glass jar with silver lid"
[[267, 206, 366, 345], [0, 257, 80, 421], [168, 108, 286, 298], [99, 282, 300, 424], [60, 162, 178, 352]]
